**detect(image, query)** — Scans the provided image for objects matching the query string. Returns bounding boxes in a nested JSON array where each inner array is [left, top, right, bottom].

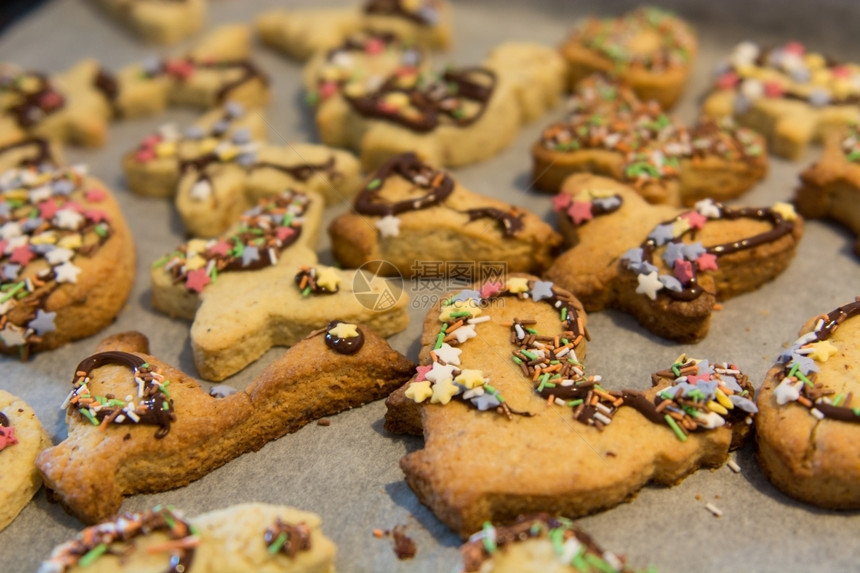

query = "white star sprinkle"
[[434, 343, 462, 366], [45, 247, 74, 265], [190, 179, 213, 201], [452, 324, 477, 344], [54, 209, 84, 230], [0, 324, 26, 347], [54, 261, 82, 284], [425, 362, 458, 383], [694, 198, 721, 219], [375, 215, 401, 238], [774, 378, 803, 405], [635, 271, 664, 300]]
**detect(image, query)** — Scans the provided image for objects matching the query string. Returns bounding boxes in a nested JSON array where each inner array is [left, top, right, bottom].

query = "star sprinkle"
[[567, 201, 593, 225], [434, 343, 462, 365], [790, 354, 820, 376], [53, 261, 81, 284], [635, 271, 664, 300], [505, 277, 530, 294], [54, 209, 84, 230], [480, 281, 502, 299], [530, 280, 555, 302], [673, 259, 694, 284], [683, 242, 706, 261], [647, 224, 675, 246], [471, 393, 501, 411], [38, 198, 60, 219], [425, 361, 458, 383], [375, 214, 401, 238], [207, 240, 231, 257], [44, 247, 74, 265], [681, 210, 707, 229], [451, 324, 477, 344], [552, 193, 572, 211], [240, 245, 260, 267], [452, 289, 481, 303], [807, 340, 838, 362], [85, 188, 106, 202], [190, 179, 212, 201], [0, 324, 26, 347], [772, 202, 797, 222], [315, 267, 341, 292], [276, 227, 295, 242], [694, 199, 721, 219], [620, 247, 643, 264], [454, 369, 486, 389], [661, 242, 687, 267], [774, 378, 802, 405], [9, 245, 35, 265], [406, 381, 433, 403], [414, 364, 433, 382], [696, 253, 719, 271], [659, 274, 682, 292], [185, 268, 211, 293], [439, 299, 482, 322], [329, 322, 360, 339], [430, 376, 460, 405], [28, 309, 56, 335], [671, 217, 691, 237]]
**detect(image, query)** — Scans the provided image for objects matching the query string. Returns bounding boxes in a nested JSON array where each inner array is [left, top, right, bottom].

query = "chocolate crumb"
[[317, 419, 331, 426], [695, 494, 702, 501], [392, 525, 416, 560], [123, 433, 132, 441]]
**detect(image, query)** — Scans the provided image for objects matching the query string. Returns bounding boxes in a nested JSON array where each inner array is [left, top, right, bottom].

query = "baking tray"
[[1, 1, 859, 571]]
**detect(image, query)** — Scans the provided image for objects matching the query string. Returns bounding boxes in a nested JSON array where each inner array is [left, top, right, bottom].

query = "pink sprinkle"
[[783, 41, 805, 55], [0, 426, 18, 451], [207, 241, 231, 257], [480, 281, 502, 299], [567, 201, 593, 225], [39, 91, 63, 109], [696, 253, 719, 271], [681, 211, 707, 229], [673, 258, 694, 284], [9, 245, 35, 266], [365, 38, 385, 55], [319, 82, 339, 99], [832, 65, 852, 79], [552, 193, 572, 212], [276, 227, 295, 242], [414, 364, 433, 382], [83, 209, 109, 223], [165, 59, 195, 79], [185, 268, 211, 293], [396, 67, 418, 77], [764, 81, 784, 98], [142, 135, 161, 146], [377, 102, 398, 113], [717, 72, 739, 90], [686, 371, 711, 385], [85, 188, 107, 202], [38, 198, 60, 219], [0, 240, 7, 255], [135, 149, 156, 163]]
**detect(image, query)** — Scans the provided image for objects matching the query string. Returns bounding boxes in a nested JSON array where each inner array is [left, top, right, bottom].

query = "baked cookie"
[[0, 164, 135, 358], [560, 7, 697, 109], [0, 390, 51, 533], [329, 153, 561, 277], [756, 299, 860, 509], [532, 76, 767, 205], [795, 124, 860, 256], [257, 0, 451, 62], [460, 514, 633, 573], [93, 0, 207, 44], [39, 502, 336, 572], [703, 41, 860, 160], [124, 103, 360, 237], [0, 60, 117, 147], [151, 191, 409, 380], [0, 137, 61, 173], [544, 174, 803, 342], [37, 328, 413, 524], [385, 278, 756, 536], [312, 42, 564, 170]]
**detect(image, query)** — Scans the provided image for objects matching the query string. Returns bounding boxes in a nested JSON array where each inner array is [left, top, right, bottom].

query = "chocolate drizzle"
[[264, 519, 312, 558], [345, 67, 496, 133], [93, 68, 119, 103], [1, 71, 65, 129], [354, 152, 454, 216], [0, 137, 57, 168], [364, 0, 437, 26], [634, 203, 795, 301], [40, 506, 196, 573], [324, 321, 365, 355], [0, 412, 8, 427], [462, 208, 524, 237], [251, 157, 338, 182], [68, 351, 175, 438]]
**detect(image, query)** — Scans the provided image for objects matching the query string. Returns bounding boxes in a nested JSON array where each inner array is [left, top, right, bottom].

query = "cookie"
[[544, 174, 803, 342], [460, 515, 632, 573], [532, 76, 767, 205], [560, 7, 697, 109], [385, 278, 756, 536], [0, 137, 61, 173], [329, 153, 561, 278], [36, 327, 414, 524], [150, 190, 409, 380], [93, 0, 207, 44], [703, 41, 860, 160], [124, 103, 360, 237], [0, 390, 51, 533], [257, 0, 451, 62], [0, 60, 116, 147], [311, 42, 563, 170], [756, 299, 860, 509], [795, 124, 860, 256], [39, 502, 336, 572], [0, 163, 135, 358]]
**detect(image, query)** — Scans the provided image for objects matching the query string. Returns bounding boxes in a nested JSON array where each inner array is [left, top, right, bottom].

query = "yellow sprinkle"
[[320, 66, 342, 82], [184, 255, 206, 271], [715, 388, 734, 410], [343, 82, 366, 98], [383, 92, 410, 109], [454, 369, 485, 390], [58, 234, 82, 250], [439, 299, 482, 322], [505, 277, 530, 294], [198, 137, 219, 154], [811, 69, 831, 87], [315, 267, 341, 292], [430, 377, 459, 405], [186, 239, 208, 255], [771, 202, 797, 222], [405, 381, 432, 403], [329, 322, 359, 339], [808, 340, 838, 362], [218, 146, 238, 161], [707, 400, 728, 415], [804, 53, 826, 70], [672, 217, 691, 236], [155, 142, 176, 158], [29, 232, 58, 245], [5, 189, 28, 201]]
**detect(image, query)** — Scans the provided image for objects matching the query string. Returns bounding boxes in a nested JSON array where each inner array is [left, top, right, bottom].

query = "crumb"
[[745, 327, 751, 332], [317, 419, 331, 426], [392, 525, 416, 560], [606, 451, 616, 457], [695, 494, 702, 501], [123, 433, 131, 441], [713, 303, 723, 311], [714, 494, 720, 499]]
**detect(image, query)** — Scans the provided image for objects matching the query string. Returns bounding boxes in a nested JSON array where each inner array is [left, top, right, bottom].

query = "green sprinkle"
[[367, 178, 382, 190], [0, 282, 24, 303], [449, 311, 472, 318], [664, 414, 687, 442], [481, 522, 496, 553], [512, 356, 523, 365], [537, 374, 550, 392], [162, 401, 170, 411], [94, 223, 108, 237], [550, 360, 560, 365], [268, 532, 288, 554], [584, 552, 617, 573], [847, 150, 860, 162], [560, 307, 568, 321], [852, 408, 860, 416], [568, 399, 583, 407], [107, 399, 126, 407], [787, 362, 800, 379], [521, 350, 537, 361], [80, 409, 99, 426], [832, 393, 844, 407], [162, 511, 176, 530], [305, 91, 320, 106], [151, 253, 176, 268], [526, 328, 538, 335], [434, 332, 445, 349], [209, 267, 218, 283], [530, 523, 543, 535], [78, 543, 108, 567], [451, 108, 465, 119], [561, 338, 569, 345], [302, 286, 311, 297], [189, 524, 199, 535], [549, 526, 565, 555], [671, 363, 682, 377], [571, 546, 588, 570], [141, 362, 149, 369]]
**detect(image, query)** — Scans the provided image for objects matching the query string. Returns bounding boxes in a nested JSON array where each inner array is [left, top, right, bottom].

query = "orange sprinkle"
[[445, 320, 464, 333], [547, 394, 555, 406], [373, 529, 384, 538], [713, 303, 723, 311], [797, 396, 813, 408], [299, 275, 308, 289], [145, 536, 200, 554]]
